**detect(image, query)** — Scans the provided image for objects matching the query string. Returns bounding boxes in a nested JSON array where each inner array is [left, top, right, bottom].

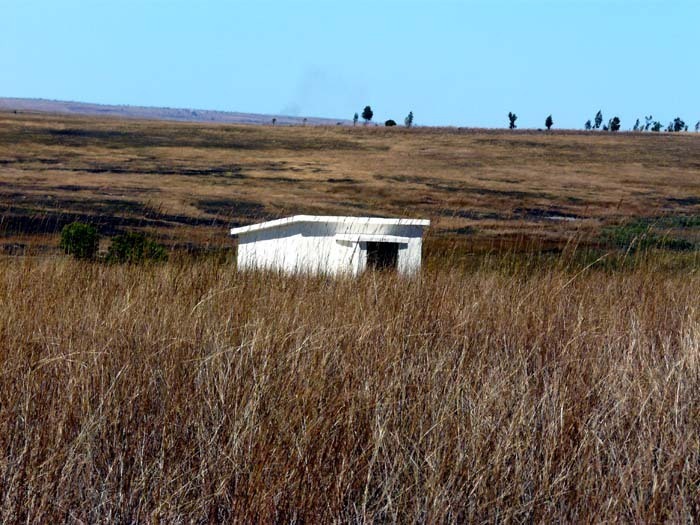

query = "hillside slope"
[[0, 110, 698, 253], [0, 97, 348, 126]]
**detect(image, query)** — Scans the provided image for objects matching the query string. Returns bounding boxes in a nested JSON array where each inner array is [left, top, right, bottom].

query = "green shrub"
[[600, 219, 695, 252], [59, 222, 99, 260], [106, 232, 168, 264]]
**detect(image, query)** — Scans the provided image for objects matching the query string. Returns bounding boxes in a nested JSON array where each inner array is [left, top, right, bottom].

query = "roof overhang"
[[335, 234, 410, 244], [230, 215, 430, 236]]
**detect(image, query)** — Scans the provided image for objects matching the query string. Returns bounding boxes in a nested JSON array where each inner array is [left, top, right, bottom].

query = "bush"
[[384, 119, 397, 127], [59, 222, 99, 260], [600, 219, 695, 252], [106, 232, 168, 264]]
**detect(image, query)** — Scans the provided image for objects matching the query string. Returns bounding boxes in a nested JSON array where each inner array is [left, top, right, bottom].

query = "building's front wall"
[[237, 220, 424, 276]]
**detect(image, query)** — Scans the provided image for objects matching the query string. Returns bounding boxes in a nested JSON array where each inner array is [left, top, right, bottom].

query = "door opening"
[[366, 242, 399, 271]]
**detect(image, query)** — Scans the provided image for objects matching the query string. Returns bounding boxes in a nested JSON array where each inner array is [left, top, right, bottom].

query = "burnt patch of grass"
[[0, 196, 221, 236], [440, 208, 504, 220], [29, 163, 248, 179], [49, 128, 130, 140], [336, 200, 370, 210], [326, 177, 356, 183], [424, 181, 554, 200], [443, 225, 478, 236], [196, 198, 267, 217], [667, 196, 700, 206], [7, 124, 372, 152], [512, 207, 581, 220], [260, 176, 304, 183]]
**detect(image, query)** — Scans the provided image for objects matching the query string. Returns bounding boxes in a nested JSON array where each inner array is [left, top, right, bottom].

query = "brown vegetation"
[[0, 254, 698, 521], [1, 111, 699, 521], [1, 111, 698, 254]]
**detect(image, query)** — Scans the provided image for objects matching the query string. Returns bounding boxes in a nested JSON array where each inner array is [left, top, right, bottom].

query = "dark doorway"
[[366, 242, 399, 271]]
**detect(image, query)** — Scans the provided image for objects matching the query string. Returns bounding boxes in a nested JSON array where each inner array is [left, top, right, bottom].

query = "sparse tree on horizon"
[[633, 118, 640, 131], [584, 120, 592, 131], [594, 110, 603, 130], [405, 111, 414, 128], [362, 106, 373, 125], [672, 117, 686, 132], [609, 117, 621, 132], [353, 113, 359, 126], [545, 115, 553, 130], [651, 121, 662, 132], [644, 115, 654, 131], [696, 121, 700, 132], [272, 117, 276, 126], [508, 112, 517, 130]]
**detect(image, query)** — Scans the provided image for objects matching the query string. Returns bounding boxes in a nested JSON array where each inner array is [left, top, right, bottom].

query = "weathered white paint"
[[230, 215, 430, 276]]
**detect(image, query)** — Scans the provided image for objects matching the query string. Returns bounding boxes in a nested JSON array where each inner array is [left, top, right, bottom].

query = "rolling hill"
[[0, 97, 349, 127]]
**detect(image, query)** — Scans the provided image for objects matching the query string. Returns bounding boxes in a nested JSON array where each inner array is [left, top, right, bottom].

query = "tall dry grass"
[[0, 254, 698, 522]]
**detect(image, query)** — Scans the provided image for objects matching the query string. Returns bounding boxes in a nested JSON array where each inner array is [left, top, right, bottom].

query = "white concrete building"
[[230, 215, 430, 276]]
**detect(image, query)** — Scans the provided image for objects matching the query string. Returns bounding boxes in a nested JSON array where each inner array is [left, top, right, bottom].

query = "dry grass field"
[[1, 110, 699, 521], [1, 110, 699, 253], [0, 256, 698, 522]]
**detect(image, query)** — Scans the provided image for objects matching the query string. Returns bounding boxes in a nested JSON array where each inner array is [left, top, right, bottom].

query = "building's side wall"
[[237, 230, 297, 272], [237, 221, 425, 276], [237, 223, 362, 275]]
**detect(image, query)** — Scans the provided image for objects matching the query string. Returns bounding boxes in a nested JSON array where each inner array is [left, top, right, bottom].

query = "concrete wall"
[[237, 220, 425, 276]]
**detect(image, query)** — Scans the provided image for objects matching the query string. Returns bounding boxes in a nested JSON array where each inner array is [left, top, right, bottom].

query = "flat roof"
[[230, 215, 430, 236]]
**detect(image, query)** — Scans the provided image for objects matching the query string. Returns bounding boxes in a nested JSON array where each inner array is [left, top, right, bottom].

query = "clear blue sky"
[[2, 0, 698, 128]]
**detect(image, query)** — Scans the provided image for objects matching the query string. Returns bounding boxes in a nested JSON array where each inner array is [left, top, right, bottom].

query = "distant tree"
[[303, 118, 307, 126], [362, 106, 373, 124], [545, 115, 553, 130], [644, 115, 654, 131], [672, 117, 685, 132], [584, 120, 592, 131], [404, 111, 414, 128], [508, 112, 517, 130], [696, 121, 700, 132], [610, 117, 621, 132], [272, 117, 277, 126], [651, 121, 662, 132], [685, 124, 688, 132], [633, 118, 640, 131], [385, 119, 397, 127], [353, 112, 359, 126], [666, 121, 674, 132], [602, 125, 609, 131], [594, 110, 603, 129]]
